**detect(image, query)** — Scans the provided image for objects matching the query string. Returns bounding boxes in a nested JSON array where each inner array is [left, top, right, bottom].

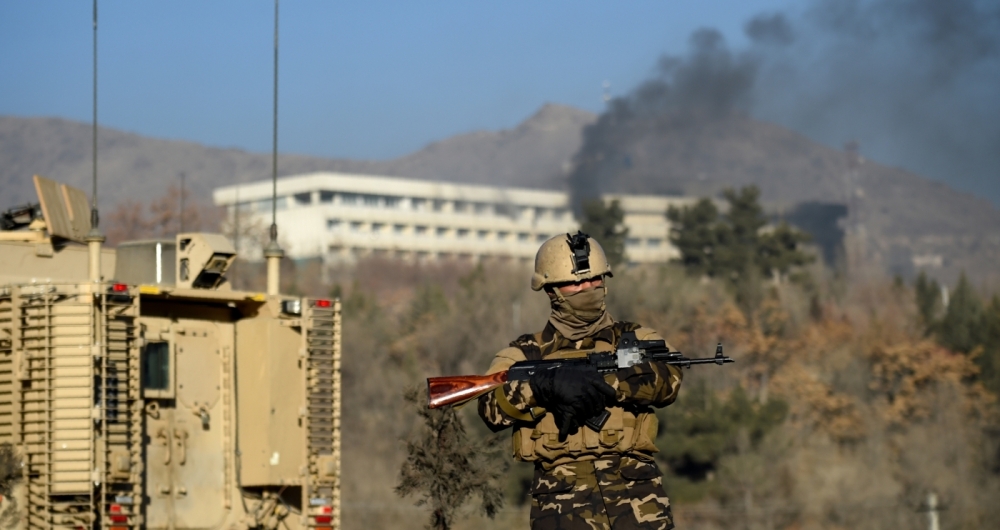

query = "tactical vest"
[[508, 321, 660, 464]]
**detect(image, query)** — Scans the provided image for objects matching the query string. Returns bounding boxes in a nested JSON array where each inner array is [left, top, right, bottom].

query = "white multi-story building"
[[212, 172, 694, 264]]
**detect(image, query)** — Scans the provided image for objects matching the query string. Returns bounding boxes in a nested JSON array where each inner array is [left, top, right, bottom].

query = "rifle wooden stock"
[[427, 371, 508, 409]]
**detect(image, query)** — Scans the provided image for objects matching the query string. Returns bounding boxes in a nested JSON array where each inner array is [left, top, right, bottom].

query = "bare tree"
[[396, 389, 506, 530]]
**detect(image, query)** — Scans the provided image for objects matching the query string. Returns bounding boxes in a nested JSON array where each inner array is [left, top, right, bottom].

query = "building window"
[[626, 238, 641, 248], [350, 221, 363, 232], [433, 199, 446, 212], [394, 224, 406, 234], [477, 230, 488, 240], [412, 198, 427, 210], [457, 229, 470, 238], [497, 231, 509, 241], [293, 192, 311, 206], [363, 195, 379, 207], [553, 208, 568, 220], [385, 196, 401, 208], [436, 227, 449, 237], [534, 207, 547, 219], [372, 222, 385, 233], [415, 225, 428, 236], [647, 238, 662, 248], [327, 219, 341, 230], [319, 190, 335, 203], [536, 234, 548, 243], [518, 233, 530, 242], [341, 193, 358, 205], [473, 202, 488, 215], [454, 201, 468, 213], [255, 197, 288, 211]]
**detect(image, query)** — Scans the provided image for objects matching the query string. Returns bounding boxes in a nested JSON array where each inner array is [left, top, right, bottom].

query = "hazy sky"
[[1, 1, 790, 158], [2, 1, 997, 207]]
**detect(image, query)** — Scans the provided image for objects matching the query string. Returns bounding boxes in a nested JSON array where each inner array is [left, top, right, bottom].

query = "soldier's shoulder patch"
[[510, 333, 543, 361]]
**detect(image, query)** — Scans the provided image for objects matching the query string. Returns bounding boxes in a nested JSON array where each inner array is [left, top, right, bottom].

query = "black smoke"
[[569, 0, 1000, 210], [783, 202, 849, 266], [569, 28, 758, 209], [752, 0, 1000, 207]]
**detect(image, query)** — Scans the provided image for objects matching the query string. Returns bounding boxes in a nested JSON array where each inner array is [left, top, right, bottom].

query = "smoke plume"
[[569, 28, 760, 209], [569, 0, 1000, 209]]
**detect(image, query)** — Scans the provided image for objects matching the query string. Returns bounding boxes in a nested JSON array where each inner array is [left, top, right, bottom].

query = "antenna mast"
[[85, 0, 106, 282], [264, 0, 284, 295], [179, 171, 186, 233]]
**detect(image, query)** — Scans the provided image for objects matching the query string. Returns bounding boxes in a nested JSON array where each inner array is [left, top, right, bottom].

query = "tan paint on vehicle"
[[0, 177, 342, 529]]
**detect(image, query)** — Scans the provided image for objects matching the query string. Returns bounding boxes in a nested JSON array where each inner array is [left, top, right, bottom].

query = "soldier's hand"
[[530, 365, 615, 441]]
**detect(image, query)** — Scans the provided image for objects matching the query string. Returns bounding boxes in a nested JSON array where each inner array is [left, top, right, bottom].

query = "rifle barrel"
[[659, 355, 735, 367]]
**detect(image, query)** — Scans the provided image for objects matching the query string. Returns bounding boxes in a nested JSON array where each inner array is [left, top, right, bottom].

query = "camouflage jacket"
[[477, 319, 683, 465]]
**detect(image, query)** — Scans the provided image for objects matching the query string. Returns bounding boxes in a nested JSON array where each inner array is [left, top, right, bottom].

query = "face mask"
[[556, 286, 606, 323], [548, 284, 612, 340]]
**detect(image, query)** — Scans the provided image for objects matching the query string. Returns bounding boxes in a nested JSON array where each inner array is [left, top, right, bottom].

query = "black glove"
[[529, 365, 617, 442]]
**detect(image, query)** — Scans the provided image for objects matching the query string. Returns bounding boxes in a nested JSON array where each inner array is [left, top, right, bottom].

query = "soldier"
[[478, 231, 683, 530]]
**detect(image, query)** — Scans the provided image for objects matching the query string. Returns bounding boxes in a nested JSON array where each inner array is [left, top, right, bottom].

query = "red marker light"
[[109, 503, 127, 523], [315, 299, 332, 308], [315, 504, 333, 525], [111, 283, 128, 292]]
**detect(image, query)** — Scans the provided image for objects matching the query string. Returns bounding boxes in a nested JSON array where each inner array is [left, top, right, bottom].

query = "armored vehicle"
[[0, 176, 341, 529]]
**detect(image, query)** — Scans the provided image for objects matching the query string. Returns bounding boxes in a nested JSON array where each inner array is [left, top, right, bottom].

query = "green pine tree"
[[666, 198, 720, 277], [936, 273, 984, 354], [914, 271, 941, 333], [580, 199, 629, 268], [714, 186, 767, 279], [666, 186, 812, 286], [757, 221, 815, 280], [977, 295, 1000, 395]]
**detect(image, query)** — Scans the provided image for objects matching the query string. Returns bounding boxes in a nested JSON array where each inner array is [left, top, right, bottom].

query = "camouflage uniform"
[[479, 320, 682, 529]]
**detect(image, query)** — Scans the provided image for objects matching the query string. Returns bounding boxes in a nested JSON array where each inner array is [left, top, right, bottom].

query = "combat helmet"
[[531, 231, 613, 291]]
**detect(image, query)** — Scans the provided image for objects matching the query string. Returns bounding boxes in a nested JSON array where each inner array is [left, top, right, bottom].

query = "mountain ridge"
[[2, 105, 997, 283]]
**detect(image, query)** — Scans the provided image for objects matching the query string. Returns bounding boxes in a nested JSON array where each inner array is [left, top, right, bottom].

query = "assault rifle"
[[427, 331, 734, 430]]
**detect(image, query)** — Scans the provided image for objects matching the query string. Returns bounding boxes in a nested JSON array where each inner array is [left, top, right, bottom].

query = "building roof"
[[213, 171, 569, 208]]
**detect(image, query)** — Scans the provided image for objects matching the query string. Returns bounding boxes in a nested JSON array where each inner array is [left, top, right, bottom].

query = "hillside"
[[0, 104, 592, 211], [0, 116, 380, 211], [378, 103, 596, 188], [2, 105, 998, 283], [568, 109, 1000, 283]]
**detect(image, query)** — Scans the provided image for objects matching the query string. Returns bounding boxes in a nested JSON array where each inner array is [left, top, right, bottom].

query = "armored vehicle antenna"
[[85, 0, 106, 282], [179, 171, 186, 233], [264, 0, 285, 295]]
